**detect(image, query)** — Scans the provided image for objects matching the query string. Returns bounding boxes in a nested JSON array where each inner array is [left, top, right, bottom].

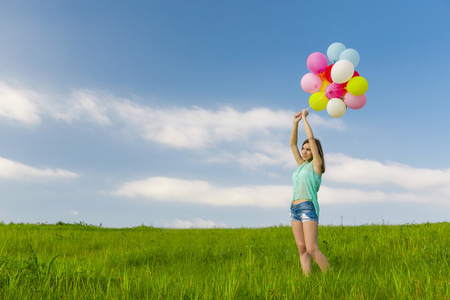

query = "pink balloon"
[[344, 93, 367, 110], [325, 83, 344, 99], [306, 52, 328, 74], [301, 73, 322, 93]]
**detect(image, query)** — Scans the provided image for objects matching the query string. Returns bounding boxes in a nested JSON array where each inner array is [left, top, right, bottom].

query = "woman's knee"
[[306, 245, 320, 256], [297, 243, 307, 254]]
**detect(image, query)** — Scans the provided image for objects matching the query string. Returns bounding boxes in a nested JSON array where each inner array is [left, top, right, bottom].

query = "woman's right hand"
[[293, 112, 302, 123]]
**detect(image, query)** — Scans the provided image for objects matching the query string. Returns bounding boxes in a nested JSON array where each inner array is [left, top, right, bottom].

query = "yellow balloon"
[[309, 92, 328, 111], [346, 76, 368, 96]]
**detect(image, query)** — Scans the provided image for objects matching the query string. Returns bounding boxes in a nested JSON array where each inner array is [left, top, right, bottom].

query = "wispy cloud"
[[319, 186, 441, 205], [321, 153, 450, 206], [326, 153, 450, 194], [0, 82, 42, 125], [4, 81, 447, 207], [111, 176, 291, 208], [0, 83, 345, 151], [111, 101, 293, 149], [0, 157, 79, 180], [204, 141, 293, 170], [106, 94, 345, 149], [112, 154, 450, 208], [48, 90, 112, 125]]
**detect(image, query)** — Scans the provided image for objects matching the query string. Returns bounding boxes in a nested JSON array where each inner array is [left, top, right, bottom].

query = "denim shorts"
[[290, 201, 318, 223]]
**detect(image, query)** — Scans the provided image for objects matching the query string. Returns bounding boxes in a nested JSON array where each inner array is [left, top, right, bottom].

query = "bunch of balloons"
[[300, 42, 368, 118]]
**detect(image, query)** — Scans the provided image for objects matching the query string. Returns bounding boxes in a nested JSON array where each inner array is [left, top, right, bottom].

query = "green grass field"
[[0, 222, 448, 299]]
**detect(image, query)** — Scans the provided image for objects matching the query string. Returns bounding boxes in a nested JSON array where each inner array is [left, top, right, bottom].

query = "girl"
[[290, 109, 329, 275]]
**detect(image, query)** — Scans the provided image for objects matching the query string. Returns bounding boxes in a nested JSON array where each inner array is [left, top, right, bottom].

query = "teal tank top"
[[292, 160, 321, 217]]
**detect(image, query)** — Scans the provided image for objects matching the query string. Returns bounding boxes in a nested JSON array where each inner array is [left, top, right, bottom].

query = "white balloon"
[[327, 98, 346, 118], [330, 60, 354, 84]]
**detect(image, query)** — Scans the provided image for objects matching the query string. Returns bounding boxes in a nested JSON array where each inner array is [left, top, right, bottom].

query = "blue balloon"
[[339, 48, 360, 67], [327, 42, 346, 64]]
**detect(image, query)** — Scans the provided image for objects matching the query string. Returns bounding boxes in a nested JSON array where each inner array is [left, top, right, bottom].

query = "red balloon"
[[324, 64, 334, 83]]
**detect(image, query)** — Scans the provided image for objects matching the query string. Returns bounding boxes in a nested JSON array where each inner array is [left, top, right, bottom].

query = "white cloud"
[[69, 211, 79, 215], [112, 153, 450, 208], [318, 186, 389, 204], [111, 176, 292, 208], [0, 83, 345, 151], [207, 141, 293, 170], [0, 157, 79, 180], [0, 82, 42, 125], [111, 102, 294, 149], [316, 154, 450, 206], [108, 100, 345, 150], [2, 78, 446, 207], [318, 186, 449, 206], [307, 113, 346, 131], [326, 153, 450, 193], [167, 218, 226, 228], [49, 90, 112, 125]]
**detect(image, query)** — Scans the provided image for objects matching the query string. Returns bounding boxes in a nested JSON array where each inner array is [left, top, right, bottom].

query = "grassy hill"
[[0, 222, 448, 299]]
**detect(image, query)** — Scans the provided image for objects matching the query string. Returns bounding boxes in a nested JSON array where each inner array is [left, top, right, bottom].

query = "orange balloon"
[[319, 79, 330, 93]]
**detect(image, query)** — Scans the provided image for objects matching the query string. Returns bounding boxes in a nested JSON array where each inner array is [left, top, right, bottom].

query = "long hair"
[[302, 138, 325, 173]]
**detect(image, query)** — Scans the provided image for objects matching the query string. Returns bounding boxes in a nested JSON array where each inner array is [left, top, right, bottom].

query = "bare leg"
[[303, 221, 329, 272], [291, 221, 311, 274]]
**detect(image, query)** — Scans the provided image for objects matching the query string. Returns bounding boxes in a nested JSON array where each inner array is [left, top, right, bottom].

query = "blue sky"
[[0, 1, 449, 228]]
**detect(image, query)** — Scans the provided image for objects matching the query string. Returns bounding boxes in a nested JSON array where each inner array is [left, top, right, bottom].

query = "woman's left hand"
[[302, 109, 309, 118]]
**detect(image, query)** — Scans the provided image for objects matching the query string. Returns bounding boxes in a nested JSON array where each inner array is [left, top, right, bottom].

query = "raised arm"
[[290, 112, 304, 166], [302, 109, 323, 175]]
